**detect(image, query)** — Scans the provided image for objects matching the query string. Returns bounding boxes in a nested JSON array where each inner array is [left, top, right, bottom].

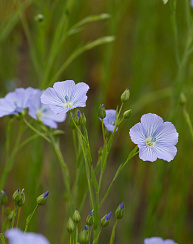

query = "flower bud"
[[36, 191, 49, 206], [79, 227, 89, 243], [101, 212, 111, 227], [80, 113, 87, 125], [0, 190, 8, 205], [67, 217, 75, 233], [35, 14, 44, 22], [73, 209, 81, 223], [86, 210, 94, 226], [12, 189, 25, 207], [115, 202, 124, 219], [121, 88, 130, 103], [123, 109, 132, 119], [98, 104, 106, 119], [179, 92, 186, 106]]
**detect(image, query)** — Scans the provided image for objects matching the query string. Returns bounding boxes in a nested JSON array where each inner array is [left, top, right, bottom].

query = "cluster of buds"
[[12, 189, 25, 207]]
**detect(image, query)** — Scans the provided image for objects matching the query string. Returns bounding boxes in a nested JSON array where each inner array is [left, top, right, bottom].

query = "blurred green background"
[[0, 0, 193, 243]]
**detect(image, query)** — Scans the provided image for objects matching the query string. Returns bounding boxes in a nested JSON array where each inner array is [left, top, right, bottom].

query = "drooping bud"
[[98, 104, 106, 119], [115, 202, 124, 219], [36, 191, 49, 205], [35, 14, 44, 22], [79, 227, 89, 243], [67, 217, 75, 233], [121, 88, 130, 103], [86, 210, 94, 226], [12, 189, 25, 207], [123, 109, 132, 119], [0, 190, 8, 205], [73, 208, 81, 223], [101, 212, 111, 227]]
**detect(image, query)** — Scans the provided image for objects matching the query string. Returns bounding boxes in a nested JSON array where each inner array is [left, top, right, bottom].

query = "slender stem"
[[70, 113, 87, 144], [109, 219, 118, 244], [23, 118, 50, 142], [101, 120, 106, 144], [75, 225, 78, 244], [92, 228, 102, 244], [72, 129, 78, 157], [11, 205, 17, 228], [1, 206, 4, 232], [70, 235, 71, 244], [24, 204, 39, 232], [99, 149, 139, 208], [16, 207, 21, 228], [0, 233, 5, 244], [79, 135, 94, 209], [183, 106, 193, 140]]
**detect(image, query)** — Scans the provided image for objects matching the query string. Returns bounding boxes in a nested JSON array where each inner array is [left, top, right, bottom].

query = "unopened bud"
[[73, 209, 81, 223], [35, 14, 44, 22], [79, 227, 89, 243], [101, 212, 111, 227], [121, 88, 130, 103], [179, 92, 186, 106], [98, 104, 106, 119], [12, 189, 25, 207], [36, 191, 49, 205], [86, 210, 94, 226], [123, 109, 132, 119], [0, 190, 8, 205], [67, 217, 75, 233], [115, 202, 124, 219]]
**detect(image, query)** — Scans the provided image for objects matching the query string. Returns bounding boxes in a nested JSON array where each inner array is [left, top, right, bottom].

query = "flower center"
[[146, 137, 156, 147], [63, 95, 73, 108], [36, 109, 43, 119]]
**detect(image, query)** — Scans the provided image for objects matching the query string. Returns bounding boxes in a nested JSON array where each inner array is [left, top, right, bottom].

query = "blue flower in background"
[[0, 87, 38, 117], [144, 237, 178, 244], [191, 0, 193, 8], [5, 228, 50, 244], [41, 80, 89, 114], [102, 109, 118, 132], [129, 113, 178, 162], [28, 90, 66, 128]]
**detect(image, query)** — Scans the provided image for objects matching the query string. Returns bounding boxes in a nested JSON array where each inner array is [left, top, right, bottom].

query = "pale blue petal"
[[49, 104, 69, 114], [53, 80, 75, 101], [139, 145, 158, 162], [154, 122, 178, 145], [141, 113, 164, 138], [164, 240, 178, 244], [41, 88, 64, 106], [5, 228, 50, 244], [103, 109, 117, 132], [0, 98, 15, 117], [129, 122, 146, 146], [71, 82, 90, 107], [144, 237, 164, 244], [154, 144, 177, 162], [28, 90, 66, 128]]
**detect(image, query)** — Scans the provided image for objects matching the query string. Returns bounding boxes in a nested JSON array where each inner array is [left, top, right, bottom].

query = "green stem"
[[0, 233, 5, 244], [23, 118, 50, 142], [0, 119, 23, 189], [92, 228, 102, 244], [109, 219, 118, 244], [16, 207, 21, 228], [75, 225, 78, 244], [1, 206, 4, 232], [11, 205, 17, 228], [183, 106, 193, 140], [99, 147, 138, 208], [79, 135, 94, 209], [24, 204, 39, 232]]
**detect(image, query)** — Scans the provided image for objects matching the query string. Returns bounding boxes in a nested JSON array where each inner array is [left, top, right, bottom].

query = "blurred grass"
[[0, 0, 193, 243]]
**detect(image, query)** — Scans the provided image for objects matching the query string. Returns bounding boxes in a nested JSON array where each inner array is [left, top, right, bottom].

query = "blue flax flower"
[[5, 228, 50, 244], [28, 90, 66, 128], [41, 80, 89, 114], [0, 88, 38, 117], [191, 0, 193, 8], [102, 109, 118, 132], [129, 113, 178, 162], [144, 237, 178, 244]]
